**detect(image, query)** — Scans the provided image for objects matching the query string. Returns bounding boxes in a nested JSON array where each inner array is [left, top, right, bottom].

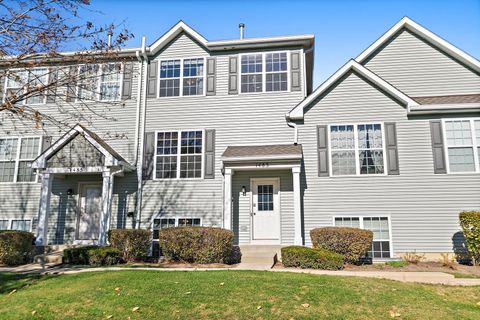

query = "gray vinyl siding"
[[363, 28, 480, 97], [299, 70, 480, 254]]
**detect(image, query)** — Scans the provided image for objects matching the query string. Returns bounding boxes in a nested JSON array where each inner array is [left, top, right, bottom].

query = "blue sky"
[[88, 0, 480, 86]]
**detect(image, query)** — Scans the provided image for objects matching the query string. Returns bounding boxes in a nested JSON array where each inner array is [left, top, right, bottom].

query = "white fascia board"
[[287, 60, 418, 120], [408, 103, 480, 115], [221, 154, 302, 162], [148, 21, 208, 56], [356, 17, 480, 73], [208, 35, 314, 51]]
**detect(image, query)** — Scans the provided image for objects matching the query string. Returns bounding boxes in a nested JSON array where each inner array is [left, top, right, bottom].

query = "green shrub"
[[108, 229, 151, 262], [159, 227, 234, 264], [0, 231, 35, 266], [63, 246, 97, 265], [281, 246, 344, 270], [459, 211, 480, 265], [310, 227, 373, 263], [63, 246, 120, 266]]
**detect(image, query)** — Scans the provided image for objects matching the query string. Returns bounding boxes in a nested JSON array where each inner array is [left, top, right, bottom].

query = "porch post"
[[36, 172, 53, 245], [99, 170, 114, 245], [292, 166, 303, 245], [223, 168, 233, 230]]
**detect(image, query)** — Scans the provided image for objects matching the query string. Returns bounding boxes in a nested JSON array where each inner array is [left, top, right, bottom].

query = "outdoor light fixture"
[[241, 186, 246, 196], [67, 188, 73, 196]]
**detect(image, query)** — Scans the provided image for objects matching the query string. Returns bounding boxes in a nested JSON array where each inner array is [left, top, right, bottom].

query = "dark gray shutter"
[[0, 70, 5, 102], [290, 52, 301, 92], [122, 62, 133, 99], [146, 61, 158, 98], [142, 132, 155, 180], [204, 129, 215, 179], [46, 68, 57, 103], [41, 136, 52, 153], [66, 66, 77, 102], [228, 56, 238, 94], [317, 125, 329, 177], [385, 122, 400, 175], [206, 57, 216, 96], [430, 120, 447, 174]]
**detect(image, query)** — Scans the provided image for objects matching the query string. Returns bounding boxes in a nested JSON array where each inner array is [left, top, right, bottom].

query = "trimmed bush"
[[0, 231, 35, 266], [459, 211, 480, 265], [108, 229, 151, 262], [159, 227, 234, 264], [310, 227, 373, 263], [281, 246, 344, 270], [63, 246, 96, 265], [63, 246, 120, 266]]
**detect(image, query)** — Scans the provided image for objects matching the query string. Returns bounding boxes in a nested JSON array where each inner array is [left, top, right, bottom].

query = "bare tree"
[[0, 0, 134, 128]]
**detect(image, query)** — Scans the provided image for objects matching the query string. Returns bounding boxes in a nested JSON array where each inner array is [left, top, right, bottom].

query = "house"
[[0, 17, 479, 260]]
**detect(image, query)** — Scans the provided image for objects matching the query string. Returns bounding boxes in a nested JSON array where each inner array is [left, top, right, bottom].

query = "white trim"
[[0, 135, 42, 184], [148, 21, 208, 56], [408, 103, 480, 115], [356, 17, 480, 74], [208, 34, 314, 50], [250, 177, 281, 245], [0, 218, 33, 232], [287, 60, 418, 120], [221, 154, 302, 162]]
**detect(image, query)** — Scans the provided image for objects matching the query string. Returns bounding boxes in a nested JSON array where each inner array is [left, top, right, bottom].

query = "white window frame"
[[153, 129, 205, 180], [0, 136, 42, 184], [328, 122, 387, 177], [75, 62, 123, 103], [157, 57, 206, 98], [3, 68, 50, 105], [239, 51, 290, 94], [0, 218, 33, 232], [442, 118, 480, 174], [332, 215, 393, 259], [151, 216, 203, 240]]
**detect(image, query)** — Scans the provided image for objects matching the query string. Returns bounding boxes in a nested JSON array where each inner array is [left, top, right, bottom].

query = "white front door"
[[77, 184, 102, 240], [251, 178, 280, 243]]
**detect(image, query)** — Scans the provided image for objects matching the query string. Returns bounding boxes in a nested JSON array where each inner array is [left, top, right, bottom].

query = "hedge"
[[0, 230, 35, 266], [108, 229, 151, 262], [459, 211, 480, 265], [63, 246, 120, 266], [281, 246, 344, 270], [159, 227, 234, 264], [310, 227, 373, 263]]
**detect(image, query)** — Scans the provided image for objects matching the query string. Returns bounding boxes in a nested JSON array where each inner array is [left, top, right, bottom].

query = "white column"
[[223, 168, 233, 230], [36, 172, 53, 245], [99, 170, 114, 245], [292, 166, 303, 245]]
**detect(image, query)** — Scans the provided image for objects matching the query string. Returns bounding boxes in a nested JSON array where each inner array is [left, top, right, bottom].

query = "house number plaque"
[[255, 162, 269, 168]]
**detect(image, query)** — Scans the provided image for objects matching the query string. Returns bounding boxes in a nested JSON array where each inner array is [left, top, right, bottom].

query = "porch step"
[[33, 251, 63, 265], [239, 245, 283, 268]]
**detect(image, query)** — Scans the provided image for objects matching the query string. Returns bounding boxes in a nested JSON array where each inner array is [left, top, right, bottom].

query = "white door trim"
[[75, 182, 102, 244], [250, 177, 281, 244]]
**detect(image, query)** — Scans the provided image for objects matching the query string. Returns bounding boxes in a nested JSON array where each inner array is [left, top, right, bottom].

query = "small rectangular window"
[[177, 218, 201, 227], [10, 219, 31, 231], [159, 60, 181, 97], [0, 220, 9, 230], [444, 119, 479, 173]]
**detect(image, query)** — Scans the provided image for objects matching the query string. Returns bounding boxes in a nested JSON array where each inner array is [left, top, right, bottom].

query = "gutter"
[[286, 115, 299, 145], [407, 103, 480, 115]]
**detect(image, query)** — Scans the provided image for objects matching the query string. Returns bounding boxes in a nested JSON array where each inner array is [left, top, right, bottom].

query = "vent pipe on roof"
[[107, 31, 113, 48], [239, 23, 245, 39]]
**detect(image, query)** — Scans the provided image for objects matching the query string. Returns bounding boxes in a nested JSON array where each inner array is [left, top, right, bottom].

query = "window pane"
[[19, 137, 40, 159], [266, 73, 287, 92], [241, 54, 263, 92], [445, 120, 472, 146], [0, 162, 15, 182], [180, 155, 202, 178], [26, 68, 48, 104], [0, 138, 18, 161], [257, 185, 274, 211], [178, 218, 200, 227], [183, 78, 203, 96], [241, 54, 262, 73], [157, 132, 178, 155], [183, 58, 204, 77], [358, 124, 383, 149], [330, 125, 355, 149], [475, 120, 480, 141], [155, 156, 177, 179], [78, 64, 99, 100], [448, 147, 475, 172], [159, 79, 180, 97], [359, 150, 384, 174], [363, 217, 391, 259], [331, 151, 356, 175], [17, 161, 36, 182], [101, 63, 121, 83], [241, 74, 262, 93], [334, 217, 360, 228], [265, 53, 287, 72], [0, 220, 9, 230], [180, 131, 202, 154], [160, 60, 181, 78], [11, 220, 31, 231]]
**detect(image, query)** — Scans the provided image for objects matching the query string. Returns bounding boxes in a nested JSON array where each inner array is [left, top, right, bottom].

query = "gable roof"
[[356, 17, 480, 73], [287, 60, 419, 120], [148, 21, 208, 56]]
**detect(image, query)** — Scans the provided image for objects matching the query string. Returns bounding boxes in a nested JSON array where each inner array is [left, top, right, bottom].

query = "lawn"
[[0, 270, 479, 319]]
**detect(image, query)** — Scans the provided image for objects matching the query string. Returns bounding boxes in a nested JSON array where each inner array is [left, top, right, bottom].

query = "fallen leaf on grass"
[[257, 306, 262, 310], [132, 307, 140, 312], [31, 311, 36, 316], [106, 315, 113, 319], [389, 310, 401, 318], [8, 289, 16, 296], [185, 291, 191, 295], [114, 287, 121, 292], [301, 303, 310, 308], [220, 282, 225, 286], [476, 301, 480, 306]]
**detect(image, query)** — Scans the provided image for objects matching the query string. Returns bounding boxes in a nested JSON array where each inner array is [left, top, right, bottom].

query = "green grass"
[[448, 272, 480, 279], [385, 260, 409, 268], [0, 270, 479, 319]]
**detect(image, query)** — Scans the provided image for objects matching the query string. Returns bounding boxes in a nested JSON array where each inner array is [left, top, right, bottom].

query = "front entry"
[[76, 183, 102, 241], [251, 178, 280, 243]]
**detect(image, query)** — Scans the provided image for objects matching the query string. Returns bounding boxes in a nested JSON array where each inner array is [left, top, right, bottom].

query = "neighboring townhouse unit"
[[0, 17, 479, 260]]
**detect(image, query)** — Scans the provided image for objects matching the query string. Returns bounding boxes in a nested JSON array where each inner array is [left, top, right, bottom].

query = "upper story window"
[[0, 137, 41, 183], [4, 68, 48, 105], [159, 58, 205, 97], [77, 63, 122, 101], [154, 130, 203, 179], [444, 119, 480, 173], [240, 52, 288, 93], [330, 123, 385, 176]]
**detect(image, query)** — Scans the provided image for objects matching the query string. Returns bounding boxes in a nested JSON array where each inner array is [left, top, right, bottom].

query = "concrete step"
[[33, 251, 64, 265], [239, 245, 283, 268]]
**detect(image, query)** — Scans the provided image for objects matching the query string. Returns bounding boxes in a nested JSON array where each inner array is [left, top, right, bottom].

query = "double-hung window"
[[183, 58, 204, 96], [78, 64, 100, 101], [0, 137, 41, 183], [99, 63, 122, 101], [155, 130, 203, 179], [241, 52, 288, 93], [241, 54, 263, 93], [159, 58, 205, 97], [444, 119, 480, 173], [334, 216, 392, 258], [265, 52, 288, 92], [0, 219, 32, 231], [330, 123, 385, 176], [4, 68, 48, 104], [77, 63, 122, 101]]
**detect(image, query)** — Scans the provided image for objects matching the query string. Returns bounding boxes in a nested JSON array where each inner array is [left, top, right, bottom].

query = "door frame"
[[249, 177, 281, 244], [75, 181, 103, 243]]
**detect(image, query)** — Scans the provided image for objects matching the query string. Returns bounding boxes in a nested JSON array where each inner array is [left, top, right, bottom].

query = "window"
[[4, 68, 48, 105], [155, 130, 203, 179], [159, 58, 205, 97], [78, 64, 100, 101], [444, 119, 480, 173], [241, 52, 289, 93], [0, 220, 8, 230], [334, 216, 391, 259], [330, 123, 385, 176], [10, 219, 32, 231], [0, 137, 41, 183], [99, 63, 122, 101], [77, 63, 122, 101], [152, 217, 201, 240], [257, 185, 274, 211], [178, 218, 201, 227]]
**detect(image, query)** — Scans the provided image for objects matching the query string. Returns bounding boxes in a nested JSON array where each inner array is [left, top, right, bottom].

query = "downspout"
[[286, 115, 298, 145], [106, 167, 124, 242], [133, 49, 144, 166]]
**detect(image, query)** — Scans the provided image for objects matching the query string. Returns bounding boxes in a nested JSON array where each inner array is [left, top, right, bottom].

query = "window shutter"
[[46, 68, 57, 103], [41, 136, 52, 153], [317, 125, 329, 177], [142, 132, 155, 180], [0, 70, 5, 102], [228, 56, 238, 94], [66, 66, 77, 102], [146, 61, 158, 98], [385, 122, 400, 175], [204, 129, 215, 179], [122, 62, 133, 99], [290, 52, 301, 92], [430, 120, 447, 174], [206, 57, 216, 96]]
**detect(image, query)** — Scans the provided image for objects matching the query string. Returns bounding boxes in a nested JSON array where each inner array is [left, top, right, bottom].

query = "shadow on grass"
[[0, 272, 51, 295]]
